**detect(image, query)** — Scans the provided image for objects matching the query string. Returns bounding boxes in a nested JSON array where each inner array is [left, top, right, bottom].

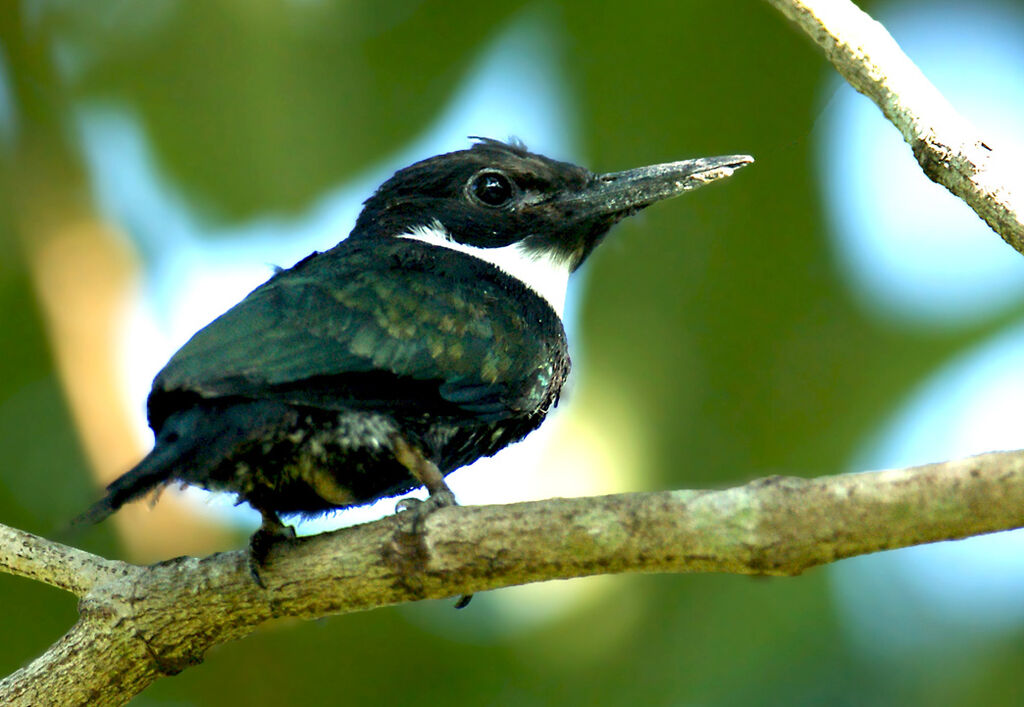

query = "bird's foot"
[[395, 487, 457, 532], [396, 485, 456, 513], [248, 510, 296, 588]]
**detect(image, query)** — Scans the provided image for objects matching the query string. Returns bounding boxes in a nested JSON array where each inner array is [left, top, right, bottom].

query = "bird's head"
[[351, 138, 752, 315]]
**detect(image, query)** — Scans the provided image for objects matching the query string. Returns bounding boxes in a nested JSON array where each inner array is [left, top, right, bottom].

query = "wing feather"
[[149, 239, 567, 429]]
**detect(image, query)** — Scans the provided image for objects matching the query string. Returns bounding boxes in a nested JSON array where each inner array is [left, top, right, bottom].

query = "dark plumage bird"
[[76, 138, 751, 575]]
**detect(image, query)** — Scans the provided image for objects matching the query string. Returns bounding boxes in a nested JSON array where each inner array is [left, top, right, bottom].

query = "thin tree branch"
[[0, 524, 131, 597], [766, 0, 1024, 254], [3, 449, 1024, 706]]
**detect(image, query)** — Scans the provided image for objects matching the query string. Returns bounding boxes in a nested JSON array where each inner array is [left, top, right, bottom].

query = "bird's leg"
[[248, 508, 296, 588], [391, 436, 472, 608], [392, 436, 457, 519]]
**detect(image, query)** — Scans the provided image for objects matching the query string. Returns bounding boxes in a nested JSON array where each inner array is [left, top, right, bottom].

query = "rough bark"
[[3, 450, 1024, 705]]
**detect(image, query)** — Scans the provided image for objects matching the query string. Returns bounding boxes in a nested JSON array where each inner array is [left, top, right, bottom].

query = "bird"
[[75, 138, 752, 581]]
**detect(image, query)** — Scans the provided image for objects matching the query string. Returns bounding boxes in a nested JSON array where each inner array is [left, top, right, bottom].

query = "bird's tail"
[[69, 437, 183, 529]]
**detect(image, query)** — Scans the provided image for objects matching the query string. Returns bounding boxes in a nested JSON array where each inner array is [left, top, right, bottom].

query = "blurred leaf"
[[70, 0, 528, 219]]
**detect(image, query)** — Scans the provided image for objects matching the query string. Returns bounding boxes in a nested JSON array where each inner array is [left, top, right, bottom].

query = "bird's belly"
[[185, 404, 536, 517]]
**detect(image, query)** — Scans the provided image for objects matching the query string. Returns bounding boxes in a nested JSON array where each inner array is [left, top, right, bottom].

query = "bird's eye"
[[470, 171, 514, 207]]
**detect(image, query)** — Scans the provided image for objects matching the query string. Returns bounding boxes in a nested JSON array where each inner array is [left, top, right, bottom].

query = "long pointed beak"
[[567, 154, 754, 215]]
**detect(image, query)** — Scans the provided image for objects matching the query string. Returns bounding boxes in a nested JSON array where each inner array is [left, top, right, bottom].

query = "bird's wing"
[[149, 239, 567, 427]]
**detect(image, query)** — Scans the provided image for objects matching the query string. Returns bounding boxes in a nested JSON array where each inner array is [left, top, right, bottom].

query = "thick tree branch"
[[3, 449, 1024, 705], [766, 0, 1024, 254]]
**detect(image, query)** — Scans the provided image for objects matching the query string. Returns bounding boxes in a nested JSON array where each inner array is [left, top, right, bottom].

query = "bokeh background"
[[3, 0, 1024, 704]]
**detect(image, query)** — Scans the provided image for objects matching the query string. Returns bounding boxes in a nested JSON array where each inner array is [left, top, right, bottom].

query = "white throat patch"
[[399, 222, 572, 317]]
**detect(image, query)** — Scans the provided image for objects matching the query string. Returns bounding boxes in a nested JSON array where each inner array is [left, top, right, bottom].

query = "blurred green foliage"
[[1, 1, 1022, 705]]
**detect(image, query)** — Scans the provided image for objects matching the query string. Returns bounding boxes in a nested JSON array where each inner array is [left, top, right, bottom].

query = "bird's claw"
[[396, 488, 457, 531]]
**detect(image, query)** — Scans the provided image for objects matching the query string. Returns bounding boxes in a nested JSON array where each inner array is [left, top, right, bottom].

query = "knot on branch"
[[136, 630, 205, 677], [381, 521, 432, 599]]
